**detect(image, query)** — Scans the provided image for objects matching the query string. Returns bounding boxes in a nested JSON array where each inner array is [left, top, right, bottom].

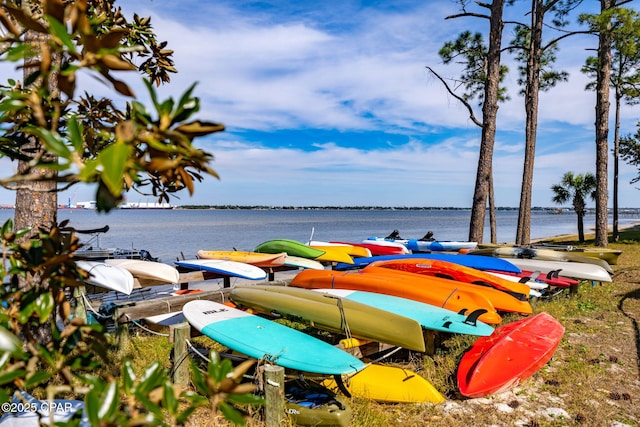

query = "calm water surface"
[[0, 208, 637, 263]]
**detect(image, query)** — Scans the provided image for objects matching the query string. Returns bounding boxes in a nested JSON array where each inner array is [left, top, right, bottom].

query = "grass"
[[119, 227, 640, 427]]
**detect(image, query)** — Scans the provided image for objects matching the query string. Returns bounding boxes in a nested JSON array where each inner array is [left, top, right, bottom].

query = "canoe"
[[311, 288, 495, 336], [174, 259, 267, 280], [368, 258, 531, 302], [331, 241, 407, 256], [361, 266, 533, 315], [308, 241, 372, 258], [290, 269, 503, 325], [470, 246, 613, 274], [285, 378, 352, 427], [196, 250, 287, 267], [457, 312, 565, 398], [182, 300, 366, 375], [491, 258, 612, 283], [105, 259, 180, 286], [406, 240, 478, 252], [76, 260, 135, 295], [334, 253, 521, 274], [531, 243, 622, 265], [322, 363, 445, 404], [230, 285, 426, 352], [255, 239, 326, 260]]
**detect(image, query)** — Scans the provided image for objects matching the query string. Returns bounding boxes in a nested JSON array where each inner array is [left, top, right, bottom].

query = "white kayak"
[[76, 260, 135, 295], [105, 259, 180, 286], [497, 258, 612, 283]]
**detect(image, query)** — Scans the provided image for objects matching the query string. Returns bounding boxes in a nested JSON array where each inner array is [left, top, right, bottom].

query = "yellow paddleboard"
[[321, 364, 445, 404]]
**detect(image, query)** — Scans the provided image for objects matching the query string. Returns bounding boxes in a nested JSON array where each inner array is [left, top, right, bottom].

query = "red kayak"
[[330, 241, 407, 256], [487, 269, 579, 288], [457, 312, 564, 398]]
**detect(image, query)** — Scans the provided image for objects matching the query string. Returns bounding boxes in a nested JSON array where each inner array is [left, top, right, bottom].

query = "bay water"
[[0, 208, 637, 263]]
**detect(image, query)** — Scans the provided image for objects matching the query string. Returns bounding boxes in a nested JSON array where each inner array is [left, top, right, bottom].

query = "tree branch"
[[426, 66, 483, 127]]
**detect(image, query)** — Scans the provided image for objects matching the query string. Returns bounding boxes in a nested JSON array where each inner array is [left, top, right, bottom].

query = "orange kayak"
[[290, 269, 503, 325], [362, 266, 532, 315], [368, 258, 531, 301]]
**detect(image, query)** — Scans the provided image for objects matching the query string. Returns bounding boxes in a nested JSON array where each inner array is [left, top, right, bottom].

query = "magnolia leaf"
[[98, 53, 137, 71], [0, 326, 21, 354], [98, 142, 132, 196], [174, 121, 225, 138]]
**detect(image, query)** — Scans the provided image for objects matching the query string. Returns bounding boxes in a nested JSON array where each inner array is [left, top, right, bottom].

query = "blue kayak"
[[334, 253, 521, 273]]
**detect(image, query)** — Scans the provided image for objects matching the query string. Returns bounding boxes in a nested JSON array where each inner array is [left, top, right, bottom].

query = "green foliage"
[[0, 0, 224, 212], [620, 123, 640, 184], [438, 31, 509, 105]]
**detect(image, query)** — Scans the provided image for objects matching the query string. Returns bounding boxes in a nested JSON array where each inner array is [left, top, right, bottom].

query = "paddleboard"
[[493, 258, 612, 283], [76, 260, 134, 295], [471, 246, 614, 274], [312, 288, 495, 336], [105, 259, 180, 286], [230, 285, 426, 352], [175, 259, 267, 280], [182, 300, 365, 375], [457, 312, 565, 398], [322, 364, 445, 403]]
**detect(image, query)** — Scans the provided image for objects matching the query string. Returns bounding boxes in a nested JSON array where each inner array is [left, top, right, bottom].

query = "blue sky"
[[1, 0, 640, 207]]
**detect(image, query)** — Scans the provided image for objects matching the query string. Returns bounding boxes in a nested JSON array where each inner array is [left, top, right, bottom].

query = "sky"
[[1, 0, 640, 208]]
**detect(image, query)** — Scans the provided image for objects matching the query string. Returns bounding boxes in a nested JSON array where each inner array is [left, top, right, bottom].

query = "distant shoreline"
[[2, 205, 639, 213]]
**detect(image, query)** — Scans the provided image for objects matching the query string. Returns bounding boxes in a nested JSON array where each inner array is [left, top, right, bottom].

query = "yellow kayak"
[[322, 363, 445, 403], [308, 241, 372, 258], [308, 245, 355, 264]]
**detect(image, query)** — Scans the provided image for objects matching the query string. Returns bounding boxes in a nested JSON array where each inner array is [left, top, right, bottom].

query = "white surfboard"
[[76, 260, 134, 295], [106, 259, 180, 286], [175, 259, 267, 280]]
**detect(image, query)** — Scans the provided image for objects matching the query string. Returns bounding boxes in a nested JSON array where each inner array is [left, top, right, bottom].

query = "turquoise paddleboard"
[[312, 289, 495, 336], [182, 300, 365, 375]]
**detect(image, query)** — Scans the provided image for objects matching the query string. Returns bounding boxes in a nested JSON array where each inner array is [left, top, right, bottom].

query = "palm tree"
[[551, 172, 597, 243]]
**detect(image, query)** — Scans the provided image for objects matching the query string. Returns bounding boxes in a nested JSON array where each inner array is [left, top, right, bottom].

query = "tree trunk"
[[577, 211, 585, 243], [515, 0, 544, 246], [612, 59, 622, 242], [489, 169, 497, 243], [594, 0, 614, 248], [469, 0, 505, 243], [14, 28, 58, 345]]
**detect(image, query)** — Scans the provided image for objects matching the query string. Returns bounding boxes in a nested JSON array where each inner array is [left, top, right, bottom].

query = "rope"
[[79, 292, 111, 321], [125, 314, 169, 337], [185, 339, 211, 362]]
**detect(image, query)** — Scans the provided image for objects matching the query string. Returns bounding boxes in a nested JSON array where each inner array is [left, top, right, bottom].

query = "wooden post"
[[423, 329, 436, 356], [73, 286, 87, 323], [264, 365, 285, 427], [171, 322, 191, 386]]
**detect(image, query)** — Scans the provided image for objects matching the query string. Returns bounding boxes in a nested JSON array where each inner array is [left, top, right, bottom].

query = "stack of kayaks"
[[290, 269, 503, 324]]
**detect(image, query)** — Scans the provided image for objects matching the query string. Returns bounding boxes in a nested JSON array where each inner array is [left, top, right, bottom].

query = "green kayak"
[[254, 239, 326, 260]]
